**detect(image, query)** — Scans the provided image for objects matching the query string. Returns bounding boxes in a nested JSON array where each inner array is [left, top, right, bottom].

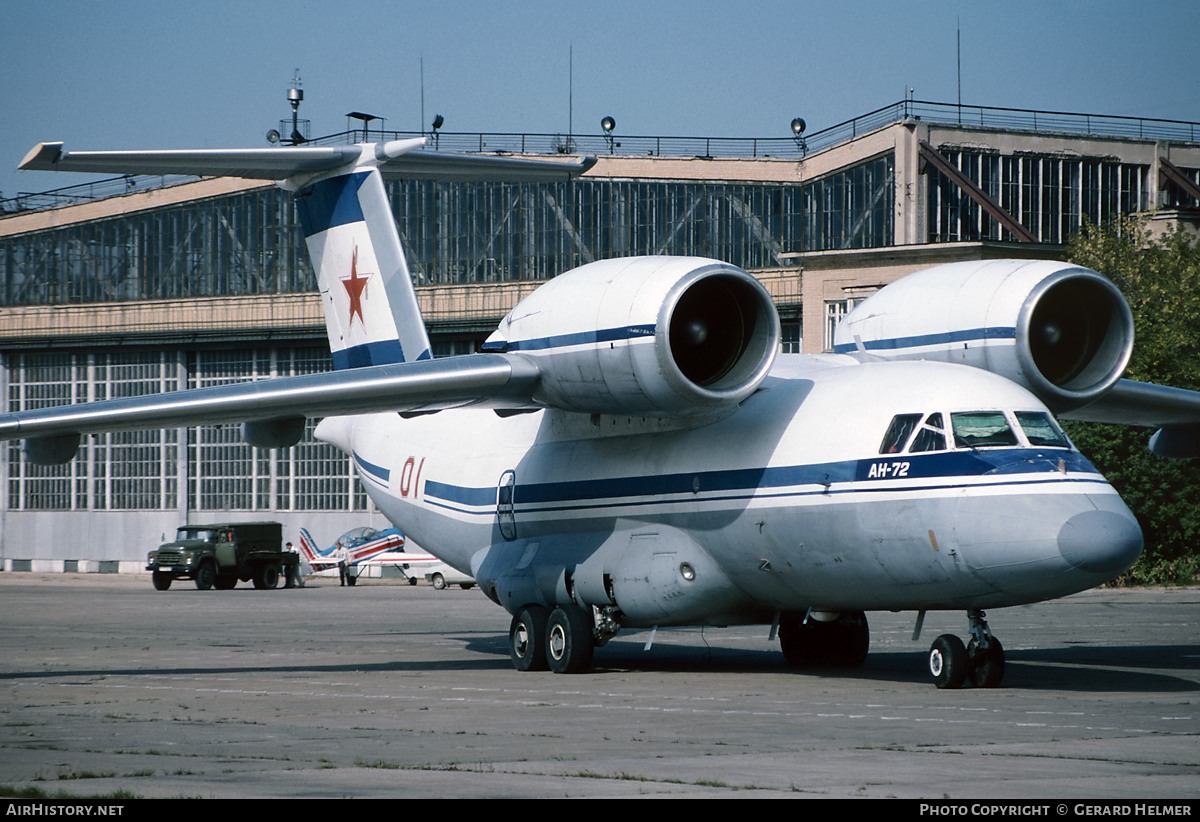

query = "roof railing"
[[4, 100, 1197, 216]]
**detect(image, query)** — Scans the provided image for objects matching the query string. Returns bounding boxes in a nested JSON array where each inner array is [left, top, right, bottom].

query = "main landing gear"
[[928, 609, 1005, 689], [779, 610, 870, 668], [508, 603, 596, 674]]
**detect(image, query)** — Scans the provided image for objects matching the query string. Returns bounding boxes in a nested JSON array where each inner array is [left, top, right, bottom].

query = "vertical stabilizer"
[[297, 527, 329, 562], [297, 166, 432, 368]]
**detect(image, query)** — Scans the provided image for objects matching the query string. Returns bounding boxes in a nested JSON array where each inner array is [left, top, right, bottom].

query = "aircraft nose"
[[1057, 505, 1143, 577]]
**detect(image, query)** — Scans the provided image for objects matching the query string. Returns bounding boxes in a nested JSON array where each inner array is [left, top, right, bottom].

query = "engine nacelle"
[[833, 259, 1134, 413], [483, 257, 780, 416]]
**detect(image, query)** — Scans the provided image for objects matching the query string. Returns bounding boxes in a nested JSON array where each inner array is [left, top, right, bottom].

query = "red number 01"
[[399, 456, 425, 498]]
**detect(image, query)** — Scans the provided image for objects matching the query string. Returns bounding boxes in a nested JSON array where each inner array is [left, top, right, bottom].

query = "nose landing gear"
[[928, 609, 1005, 689]]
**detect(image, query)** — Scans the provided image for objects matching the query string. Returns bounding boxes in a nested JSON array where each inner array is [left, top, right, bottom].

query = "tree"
[[1065, 219, 1200, 583]]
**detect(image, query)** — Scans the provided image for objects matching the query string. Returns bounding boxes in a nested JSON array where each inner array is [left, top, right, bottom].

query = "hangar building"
[[2, 100, 1198, 572]]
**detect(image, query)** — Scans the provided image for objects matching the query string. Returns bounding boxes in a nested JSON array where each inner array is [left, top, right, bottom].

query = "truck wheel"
[[195, 562, 216, 591], [253, 563, 280, 590], [431, 573, 446, 590], [152, 572, 172, 591]]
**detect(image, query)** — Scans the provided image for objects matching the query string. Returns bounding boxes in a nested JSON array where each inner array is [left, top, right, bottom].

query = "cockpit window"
[[951, 412, 1018, 448], [880, 414, 922, 454], [910, 412, 947, 452], [1016, 411, 1069, 448]]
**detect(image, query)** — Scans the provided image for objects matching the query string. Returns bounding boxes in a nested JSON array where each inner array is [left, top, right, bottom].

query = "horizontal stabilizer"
[[19, 141, 596, 183]]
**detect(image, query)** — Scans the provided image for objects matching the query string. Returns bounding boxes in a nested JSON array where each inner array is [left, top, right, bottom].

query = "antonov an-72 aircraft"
[[6, 136, 1200, 688]]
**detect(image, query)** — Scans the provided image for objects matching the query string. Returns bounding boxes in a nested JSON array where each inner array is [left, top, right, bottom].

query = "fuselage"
[[316, 354, 1142, 625]]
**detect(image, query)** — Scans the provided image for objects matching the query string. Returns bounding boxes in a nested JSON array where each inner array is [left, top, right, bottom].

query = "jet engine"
[[833, 259, 1134, 413], [483, 257, 780, 416]]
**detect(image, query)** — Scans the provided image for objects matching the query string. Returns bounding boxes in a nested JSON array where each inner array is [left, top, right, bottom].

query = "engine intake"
[[1017, 269, 1133, 407], [484, 257, 780, 416], [835, 259, 1133, 412]]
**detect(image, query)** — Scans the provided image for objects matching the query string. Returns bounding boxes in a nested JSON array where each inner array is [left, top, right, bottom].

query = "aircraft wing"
[[1061, 378, 1200, 457], [19, 140, 596, 182], [1063, 379, 1200, 428], [0, 353, 541, 463]]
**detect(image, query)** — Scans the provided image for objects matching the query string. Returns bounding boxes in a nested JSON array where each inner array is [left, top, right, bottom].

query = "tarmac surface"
[[0, 572, 1196, 799]]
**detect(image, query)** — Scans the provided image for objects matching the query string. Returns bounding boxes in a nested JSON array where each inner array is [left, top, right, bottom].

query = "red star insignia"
[[341, 247, 371, 326]]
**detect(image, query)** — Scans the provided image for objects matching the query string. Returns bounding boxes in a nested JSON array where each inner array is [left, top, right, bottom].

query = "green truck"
[[147, 521, 297, 591]]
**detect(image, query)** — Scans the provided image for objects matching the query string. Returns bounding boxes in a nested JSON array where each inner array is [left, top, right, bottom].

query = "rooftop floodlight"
[[790, 117, 807, 155], [430, 114, 444, 149], [601, 116, 617, 154]]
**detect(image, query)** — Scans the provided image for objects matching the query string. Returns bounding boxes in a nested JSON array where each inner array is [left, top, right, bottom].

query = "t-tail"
[[294, 146, 432, 369]]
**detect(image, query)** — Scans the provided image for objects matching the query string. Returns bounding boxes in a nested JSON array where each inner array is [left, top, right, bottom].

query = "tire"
[[968, 636, 1005, 688], [546, 605, 595, 674], [431, 573, 446, 590], [253, 563, 280, 590], [214, 575, 237, 590], [408, 577, 419, 586], [779, 618, 820, 666], [779, 611, 869, 668], [929, 634, 969, 689], [509, 606, 550, 672], [459, 583, 474, 590], [829, 611, 870, 668], [346, 573, 357, 587], [151, 572, 172, 591], [194, 561, 216, 591]]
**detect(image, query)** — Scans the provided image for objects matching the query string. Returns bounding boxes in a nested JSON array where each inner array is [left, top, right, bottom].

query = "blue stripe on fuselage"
[[831, 326, 1015, 355], [421, 448, 1101, 514], [353, 451, 391, 487]]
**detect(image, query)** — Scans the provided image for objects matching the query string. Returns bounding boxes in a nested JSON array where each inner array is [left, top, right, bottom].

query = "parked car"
[[425, 561, 475, 590]]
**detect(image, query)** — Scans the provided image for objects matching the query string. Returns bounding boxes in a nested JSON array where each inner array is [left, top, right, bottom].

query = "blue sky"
[[2, 0, 1198, 199]]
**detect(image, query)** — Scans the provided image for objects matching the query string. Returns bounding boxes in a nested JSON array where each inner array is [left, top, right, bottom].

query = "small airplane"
[[297, 525, 444, 585], [5, 136, 1200, 688]]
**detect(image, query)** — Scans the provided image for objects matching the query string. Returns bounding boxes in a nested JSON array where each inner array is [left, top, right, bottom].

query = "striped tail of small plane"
[[297, 527, 334, 567]]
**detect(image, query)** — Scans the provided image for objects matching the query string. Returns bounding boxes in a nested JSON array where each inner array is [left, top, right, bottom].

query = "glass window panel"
[[951, 412, 1018, 448], [1016, 411, 1069, 448]]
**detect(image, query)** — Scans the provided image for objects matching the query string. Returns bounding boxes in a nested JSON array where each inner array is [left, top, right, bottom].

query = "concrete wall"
[[0, 509, 389, 573]]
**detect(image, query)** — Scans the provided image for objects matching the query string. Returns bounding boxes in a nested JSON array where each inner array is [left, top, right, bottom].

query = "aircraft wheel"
[[780, 611, 869, 667], [152, 572, 172, 591], [779, 617, 821, 666], [194, 561, 216, 591], [408, 577, 419, 586], [829, 611, 869, 667], [214, 575, 237, 590], [431, 573, 446, 590], [929, 634, 968, 689], [968, 636, 1005, 688], [346, 573, 357, 587], [546, 605, 594, 674], [509, 606, 550, 672]]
